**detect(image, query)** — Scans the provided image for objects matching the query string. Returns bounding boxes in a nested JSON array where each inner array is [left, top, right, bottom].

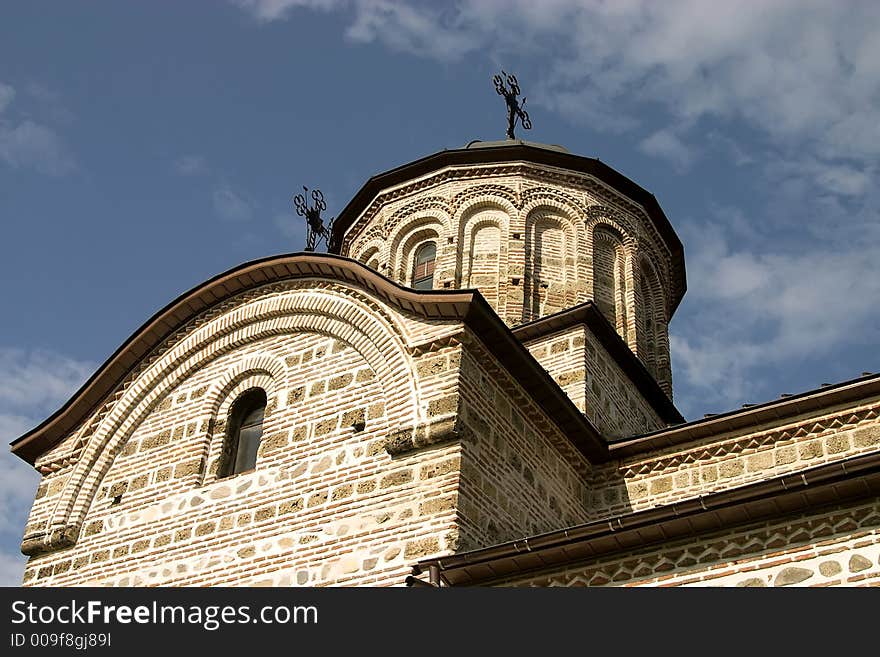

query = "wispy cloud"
[[172, 155, 208, 176], [0, 348, 95, 587], [213, 185, 256, 222], [0, 81, 76, 176], [345, 1, 478, 61], [671, 201, 880, 414], [639, 128, 696, 170], [233, 1, 880, 166], [231, 0, 343, 22], [0, 83, 14, 114], [0, 119, 76, 176], [0, 551, 29, 587], [0, 348, 94, 414]]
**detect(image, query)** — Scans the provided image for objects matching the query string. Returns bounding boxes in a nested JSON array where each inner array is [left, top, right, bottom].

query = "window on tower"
[[219, 388, 266, 478], [411, 242, 437, 290]]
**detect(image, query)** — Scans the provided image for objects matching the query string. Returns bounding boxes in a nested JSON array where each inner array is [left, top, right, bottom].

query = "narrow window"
[[411, 242, 437, 290], [219, 388, 266, 478]]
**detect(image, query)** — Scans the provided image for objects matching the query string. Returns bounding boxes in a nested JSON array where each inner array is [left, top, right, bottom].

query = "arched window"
[[411, 242, 437, 290], [219, 388, 266, 478]]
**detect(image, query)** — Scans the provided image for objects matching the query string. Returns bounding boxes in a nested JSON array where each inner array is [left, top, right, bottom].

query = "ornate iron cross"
[[293, 186, 334, 252], [494, 70, 532, 140]]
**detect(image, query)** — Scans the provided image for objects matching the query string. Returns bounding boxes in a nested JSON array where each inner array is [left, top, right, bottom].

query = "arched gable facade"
[[24, 276, 428, 557]]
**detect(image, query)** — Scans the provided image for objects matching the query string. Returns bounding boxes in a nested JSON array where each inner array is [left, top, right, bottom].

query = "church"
[[11, 129, 880, 586]]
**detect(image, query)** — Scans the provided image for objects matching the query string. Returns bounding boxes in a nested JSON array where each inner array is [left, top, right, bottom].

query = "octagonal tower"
[[330, 140, 685, 397]]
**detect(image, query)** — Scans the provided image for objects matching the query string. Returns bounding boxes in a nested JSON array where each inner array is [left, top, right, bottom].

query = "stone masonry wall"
[[589, 396, 880, 520], [453, 338, 592, 552], [498, 497, 880, 587], [20, 273, 604, 587], [522, 325, 665, 440], [23, 330, 460, 586], [20, 279, 481, 586]]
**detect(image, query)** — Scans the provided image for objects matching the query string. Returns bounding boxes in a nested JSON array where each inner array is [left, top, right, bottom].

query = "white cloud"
[[0, 348, 94, 413], [671, 210, 880, 413], [0, 119, 76, 176], [639, 128, 696, 170], [213, 185, 255, 222], [0, 447, 38, 535], [233, 1, 880, 169], [0, 83, 14, 114], [0, 82, 76, 176], [0, 349, 93, 553], [345, 1, 478, 61], [231, 0, 343, 22], [769, 158, 873, 198], [0, 550, 27, 587], [172, 155, 208, 176]]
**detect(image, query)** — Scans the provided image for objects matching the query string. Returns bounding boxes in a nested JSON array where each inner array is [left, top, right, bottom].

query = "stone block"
[[774, 567, 813, 586], [381, 470, 414, 488], [853, 425, 880, 448], [849, 554, 872, 572], [404, 537, 440, 559], [819, 560, 841, 577]]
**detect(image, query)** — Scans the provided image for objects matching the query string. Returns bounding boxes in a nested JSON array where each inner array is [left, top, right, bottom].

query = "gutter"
[[411, 449, 880, 585]]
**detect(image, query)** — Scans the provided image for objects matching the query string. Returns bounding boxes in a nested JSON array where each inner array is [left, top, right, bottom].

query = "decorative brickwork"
[[343, 161, 675, 393], [498, 498, 880, 587], [590, 400, 880, 519], [20, 269, 593, 587]]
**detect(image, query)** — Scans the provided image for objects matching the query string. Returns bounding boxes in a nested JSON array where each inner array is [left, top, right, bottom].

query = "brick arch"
[[520, 187, 588, 220], [347, 224, 387, 258], [40, 284, 422, 554], [197, 355, 286, 485], [387, 213, 448, 284], [203, 353, 288, 420], [521, 195, 589, 290], [387, 196, 452, 230], [522, 203, 580, 321], [392, 224, 442, 286], [586, 205, 672, 316], [451, 184, 519, 216], [354, 239, 385, 273], [454, 197, 513, 290], [638, 256, 671, 395], [455, 195, 518, 225], [584, 205, 635, 239], [584, 210, 635, 246], [591, 225, 630, 341]]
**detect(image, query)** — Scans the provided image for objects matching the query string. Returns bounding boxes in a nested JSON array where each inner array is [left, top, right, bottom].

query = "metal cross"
[[494, 70, 532, 140], [293, 186, 334, 252]]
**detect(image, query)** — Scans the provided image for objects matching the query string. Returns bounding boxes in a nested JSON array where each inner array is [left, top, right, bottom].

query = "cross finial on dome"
[[493, 70, 532, 140]]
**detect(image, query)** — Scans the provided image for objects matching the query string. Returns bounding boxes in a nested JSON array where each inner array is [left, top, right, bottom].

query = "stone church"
[[11, 139, 880, 587]]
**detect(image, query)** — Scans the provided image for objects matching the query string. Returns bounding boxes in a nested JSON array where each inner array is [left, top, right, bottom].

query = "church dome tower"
[[330, 139, 686, 398]]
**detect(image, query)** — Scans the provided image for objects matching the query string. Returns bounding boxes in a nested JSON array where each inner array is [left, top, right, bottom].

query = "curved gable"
[[11, 254, 605, 468]]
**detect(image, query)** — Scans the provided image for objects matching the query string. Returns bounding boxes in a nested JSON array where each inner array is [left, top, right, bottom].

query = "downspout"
[[405, 564, 442, 587]]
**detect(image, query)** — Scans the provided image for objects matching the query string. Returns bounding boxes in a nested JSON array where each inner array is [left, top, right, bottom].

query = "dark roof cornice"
[[10, 253, 607, 465], [329, 143, 687, 313]]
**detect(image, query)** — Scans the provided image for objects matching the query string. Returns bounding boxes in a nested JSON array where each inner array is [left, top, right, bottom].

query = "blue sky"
[[1, 1, 879, 585]]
